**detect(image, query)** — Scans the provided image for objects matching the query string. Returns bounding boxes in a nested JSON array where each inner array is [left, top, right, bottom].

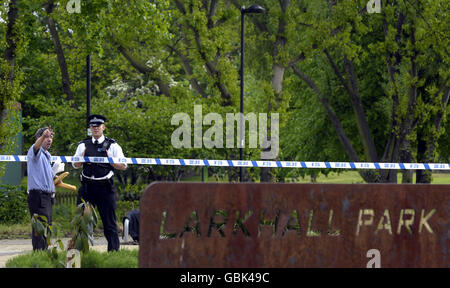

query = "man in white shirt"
[[73, 114, 127, 251]]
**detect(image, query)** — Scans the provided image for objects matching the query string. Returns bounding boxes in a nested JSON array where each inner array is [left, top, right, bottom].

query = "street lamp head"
[[242, 4, 265, 14]]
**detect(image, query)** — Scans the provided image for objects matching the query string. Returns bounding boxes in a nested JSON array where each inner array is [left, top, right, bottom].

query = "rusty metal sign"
[[139, 183, 449, 268]]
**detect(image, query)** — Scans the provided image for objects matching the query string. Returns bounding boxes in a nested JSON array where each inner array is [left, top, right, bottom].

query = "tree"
[[285, 0, 449, 183], [43, 0, 77, 108], [12, 0, 449, 185], [0, 0, 25, 176]]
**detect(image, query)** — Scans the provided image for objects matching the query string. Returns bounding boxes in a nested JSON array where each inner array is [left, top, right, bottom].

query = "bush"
[[0, 184, 28, 224], [52, 203, 77, 237], [67, 201, 99, 253], [6, 249, 139, 268], [115, 183, 143, 226], [5, 250, 62, 268], [53, 202, 107, 237], [116, 200, 139, 223], [81, 249, 138, 268], [117, 183, 146, 201], [52, 200, 138, 237]]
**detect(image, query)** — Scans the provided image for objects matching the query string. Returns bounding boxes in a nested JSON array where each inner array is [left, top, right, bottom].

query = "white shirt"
[[72, 135, 127, 179]]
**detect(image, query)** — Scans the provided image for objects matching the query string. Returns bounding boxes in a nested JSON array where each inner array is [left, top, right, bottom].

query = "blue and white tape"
[[0, 155, 449, 170]]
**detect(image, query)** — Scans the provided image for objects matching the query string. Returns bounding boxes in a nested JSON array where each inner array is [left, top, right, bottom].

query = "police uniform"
[[72, 115, 127, 251]]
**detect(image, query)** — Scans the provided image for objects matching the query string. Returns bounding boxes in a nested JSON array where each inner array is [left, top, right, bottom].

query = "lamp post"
[[86, 54, 91, 137], [240, 4, 264, 182]]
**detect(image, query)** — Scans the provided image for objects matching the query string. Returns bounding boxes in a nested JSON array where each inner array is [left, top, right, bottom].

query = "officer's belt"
[[81, 171, 112, 181]]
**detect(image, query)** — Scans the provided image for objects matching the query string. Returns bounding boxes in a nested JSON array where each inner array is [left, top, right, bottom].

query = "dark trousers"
[[77, 181, 120, 251], [28, 190, 53, 251]]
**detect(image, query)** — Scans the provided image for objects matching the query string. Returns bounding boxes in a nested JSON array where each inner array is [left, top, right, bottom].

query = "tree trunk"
[[44, 0, 77, 109], [324, 50, 378, 162], [167, 44, 207, 98], [174, 0, 233, 106], [290, 65, 380, 183], [115, 172, 124, 185], [416, 128, 432, 183], [116, 45, 171, 97], [417, 85, 449, 183], [260, 0, 290, 183], [400, 145, 414, 183], [0, 0, 19, 152], [3, 0, 18, 84], [228, 167, 240, 183]]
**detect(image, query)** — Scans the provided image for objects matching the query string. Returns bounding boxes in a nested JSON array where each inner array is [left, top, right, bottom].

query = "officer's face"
[[90, 124, 105, 138]]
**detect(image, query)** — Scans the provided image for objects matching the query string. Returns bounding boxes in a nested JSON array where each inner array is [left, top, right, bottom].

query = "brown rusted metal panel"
[[139, 183, 449, 268]]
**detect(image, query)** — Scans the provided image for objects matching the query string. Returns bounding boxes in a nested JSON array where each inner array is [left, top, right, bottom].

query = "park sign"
[[139, 182, 449, 268]]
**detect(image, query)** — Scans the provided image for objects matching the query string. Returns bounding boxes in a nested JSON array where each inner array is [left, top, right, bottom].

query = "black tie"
[[94, 140, 99, 145]]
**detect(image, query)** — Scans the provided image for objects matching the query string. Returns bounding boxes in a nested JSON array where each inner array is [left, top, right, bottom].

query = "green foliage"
[[116, 200, 139, 224], [0, 0, 27, 177], [67, 200, 98, 253], [31, 212, 63, 251], [6, 250, 62, 268], [117, 184, 146, 201], [52, 203, 77, 237], [0, 184, 28, 224], [81, 249, 138, 268], [280, 0, 449, 182], [31, 213, 49, 242], [0, 223, 30, 239], [5, 249, 138, 268], [3, 0, 449, 184]]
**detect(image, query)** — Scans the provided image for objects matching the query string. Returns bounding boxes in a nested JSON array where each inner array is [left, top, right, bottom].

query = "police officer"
[[72, 114, 127, 251]]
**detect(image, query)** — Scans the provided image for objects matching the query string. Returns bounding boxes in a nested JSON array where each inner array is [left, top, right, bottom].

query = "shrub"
[[5, 250, 62, 268], [52, 203, 77, 237], [53, 202, 105, 237], [81, 249, 138, 268], [117, 183, 146, 201], [0, 184, 28, 224], [116, 200, 139, 223], [67, 201, 98, 253], [6, 249, 139, 268]]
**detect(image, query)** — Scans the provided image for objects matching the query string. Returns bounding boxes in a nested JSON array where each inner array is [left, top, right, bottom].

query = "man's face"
[[42, 132, 53, 151], [90, 124, 105, 139]]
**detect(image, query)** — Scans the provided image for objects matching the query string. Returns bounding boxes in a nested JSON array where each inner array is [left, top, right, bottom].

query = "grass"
[[182, 170, 450, 184], [5, 249, 139, 268], [0, 223, 30, 239], [294, 171, 365, 184], [294, 171, 450, 184], [431, 173, 450, 184]]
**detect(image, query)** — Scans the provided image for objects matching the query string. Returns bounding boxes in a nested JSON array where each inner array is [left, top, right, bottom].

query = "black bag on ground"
[[123, 209, 140, 242]]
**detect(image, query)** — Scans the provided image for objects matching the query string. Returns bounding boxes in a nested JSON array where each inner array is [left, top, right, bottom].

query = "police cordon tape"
[[1, 155, 449, 170]]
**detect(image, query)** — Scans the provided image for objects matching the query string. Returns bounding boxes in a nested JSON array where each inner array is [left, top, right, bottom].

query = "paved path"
[[0, 237, 138, 268]]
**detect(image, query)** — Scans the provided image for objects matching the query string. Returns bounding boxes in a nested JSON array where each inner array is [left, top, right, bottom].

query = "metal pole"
[[240, 7, 245, 182], [86, 54, 91, 137]]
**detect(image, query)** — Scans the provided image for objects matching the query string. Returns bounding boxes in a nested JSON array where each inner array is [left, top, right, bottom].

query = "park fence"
[[55, 190, 77, 206]]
